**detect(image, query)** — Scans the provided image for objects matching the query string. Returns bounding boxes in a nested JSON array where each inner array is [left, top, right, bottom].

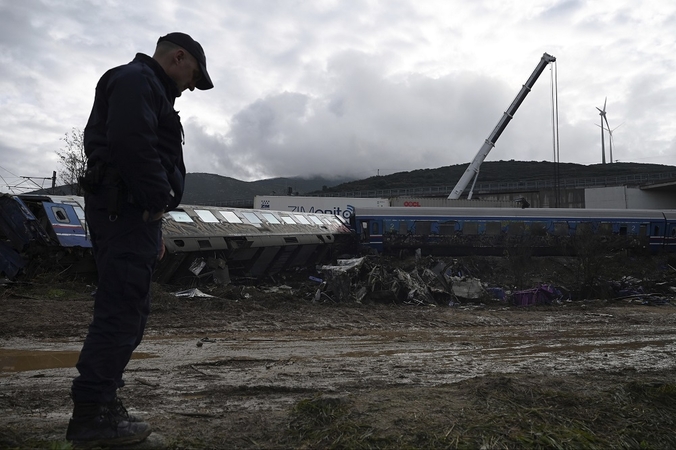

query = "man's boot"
[[66, 402, 151, 447], [108, 396, 143, 423]]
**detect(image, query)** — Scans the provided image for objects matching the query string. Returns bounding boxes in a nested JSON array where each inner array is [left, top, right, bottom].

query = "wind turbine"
[[596, 121, 623, 164], [605, 122, 623, 164], [596, 98, 608, 164]]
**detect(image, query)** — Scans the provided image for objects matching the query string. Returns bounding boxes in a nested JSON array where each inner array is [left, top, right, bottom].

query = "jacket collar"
[[133, 53, 180, 101]]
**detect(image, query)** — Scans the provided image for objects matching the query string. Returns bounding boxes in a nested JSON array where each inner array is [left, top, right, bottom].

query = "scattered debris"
[[173, 288, 216, 298], [512, 285, 562, 307], [451, 277, 484, 300]]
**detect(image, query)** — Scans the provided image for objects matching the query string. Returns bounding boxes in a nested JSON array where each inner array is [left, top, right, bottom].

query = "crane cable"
[[550, 61, 560, 207]]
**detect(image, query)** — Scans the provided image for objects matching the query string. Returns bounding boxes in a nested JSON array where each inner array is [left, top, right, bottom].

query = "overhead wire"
[[0, 163, 20, 194]]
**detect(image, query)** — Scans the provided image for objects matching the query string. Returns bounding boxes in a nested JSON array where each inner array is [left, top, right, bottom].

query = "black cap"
[[158, 32, 214, 90]]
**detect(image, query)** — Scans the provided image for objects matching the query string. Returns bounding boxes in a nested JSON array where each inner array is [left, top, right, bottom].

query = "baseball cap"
[[158, 32, 214, 90]]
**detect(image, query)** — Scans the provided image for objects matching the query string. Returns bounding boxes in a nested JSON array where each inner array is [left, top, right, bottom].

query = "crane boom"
[[448, 53, 556, 200]]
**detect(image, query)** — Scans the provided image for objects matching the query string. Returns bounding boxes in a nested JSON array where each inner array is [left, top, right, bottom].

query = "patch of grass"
[[284, 395, 403, 449], [454, 377, 676, 449], [0, 428, 73, 450], [283, 377, 676, 450]]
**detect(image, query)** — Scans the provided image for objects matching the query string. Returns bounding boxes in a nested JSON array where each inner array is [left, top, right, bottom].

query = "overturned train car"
[[353, 206, 676, 256], [155, 204, 352, 284], [0, 194, 353, 283], [0, 194, 90, 279]]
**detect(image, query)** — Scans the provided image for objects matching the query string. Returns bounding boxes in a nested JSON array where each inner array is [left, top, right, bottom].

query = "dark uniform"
[[71, 52, 186, 405], [67, 33, 212, 446]]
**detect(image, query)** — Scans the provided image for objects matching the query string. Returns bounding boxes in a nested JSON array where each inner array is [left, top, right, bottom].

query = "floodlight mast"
[[448, 52, 556, 200]]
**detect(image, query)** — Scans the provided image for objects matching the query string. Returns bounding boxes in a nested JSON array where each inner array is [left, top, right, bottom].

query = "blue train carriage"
[[0, 194, 91, 280], [353, 206, 673, 256], [17, 195, 90, 248], [156, 204, 353, 283]]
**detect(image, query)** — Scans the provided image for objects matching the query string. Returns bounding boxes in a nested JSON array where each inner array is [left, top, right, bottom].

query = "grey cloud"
[[2, 1, 676, 191], [201, 49, 543, 180]]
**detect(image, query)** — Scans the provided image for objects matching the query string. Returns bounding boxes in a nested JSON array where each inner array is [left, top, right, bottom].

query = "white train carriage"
[[156, 205, 353, 283]]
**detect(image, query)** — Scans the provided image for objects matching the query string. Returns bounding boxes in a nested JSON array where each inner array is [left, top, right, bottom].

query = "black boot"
[[66, 403, 151, 447], [108, 397, 143, 423]]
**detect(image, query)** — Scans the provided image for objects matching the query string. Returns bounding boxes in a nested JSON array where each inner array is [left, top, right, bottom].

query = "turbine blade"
[[603, 97, 607, 111]]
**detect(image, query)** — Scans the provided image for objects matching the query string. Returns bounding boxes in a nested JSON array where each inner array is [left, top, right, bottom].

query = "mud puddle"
[[0, 348, 156, 373]]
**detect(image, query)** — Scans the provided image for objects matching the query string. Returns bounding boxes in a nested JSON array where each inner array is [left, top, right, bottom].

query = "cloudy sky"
[[1, 0, 675, 193]]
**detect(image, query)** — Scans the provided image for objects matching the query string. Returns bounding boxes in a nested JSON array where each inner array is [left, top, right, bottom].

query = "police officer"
[[67, 32, 213, 446]]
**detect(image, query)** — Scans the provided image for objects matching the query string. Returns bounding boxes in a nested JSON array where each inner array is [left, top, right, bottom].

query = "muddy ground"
[[2, 254, 676, 449]]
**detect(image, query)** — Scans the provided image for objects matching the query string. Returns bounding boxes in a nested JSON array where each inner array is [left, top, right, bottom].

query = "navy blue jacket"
[[84, 53, 186, 213]]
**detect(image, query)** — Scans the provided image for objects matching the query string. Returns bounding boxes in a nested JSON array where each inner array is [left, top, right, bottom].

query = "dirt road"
[[2, 256, 676, 448]]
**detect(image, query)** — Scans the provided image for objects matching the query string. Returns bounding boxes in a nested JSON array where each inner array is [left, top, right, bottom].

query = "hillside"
[[314, 160, 676, 195], [181, 161, 676, 206]]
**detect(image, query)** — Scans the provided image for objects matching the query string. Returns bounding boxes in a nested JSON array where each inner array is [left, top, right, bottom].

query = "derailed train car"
[[353, 206, 676, 256], [0, 194, 353, 283], [155, 204, 353, 283], [0, 194, 90, 279]]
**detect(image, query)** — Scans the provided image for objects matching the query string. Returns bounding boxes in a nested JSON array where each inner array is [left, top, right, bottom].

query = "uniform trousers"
[[71, 189, 161, 404]]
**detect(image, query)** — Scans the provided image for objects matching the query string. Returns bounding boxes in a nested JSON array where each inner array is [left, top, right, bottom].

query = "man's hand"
[[143, 210, 165, 222], [158, 238, 166, 261]]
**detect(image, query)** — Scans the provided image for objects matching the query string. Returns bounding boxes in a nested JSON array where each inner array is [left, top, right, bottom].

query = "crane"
[[448, 52, 556, 200]]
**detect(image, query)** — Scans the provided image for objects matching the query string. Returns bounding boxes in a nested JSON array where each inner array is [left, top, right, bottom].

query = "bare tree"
[[55, 127, 86, 195]]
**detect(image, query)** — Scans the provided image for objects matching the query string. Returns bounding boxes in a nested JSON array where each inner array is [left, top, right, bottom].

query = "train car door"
[[663, 212, 676, 252], [355, 216, 383, 252]]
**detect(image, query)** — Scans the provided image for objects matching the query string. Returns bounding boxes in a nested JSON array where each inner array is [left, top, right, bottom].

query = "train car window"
[[530, 222, 547, 236], [576, 222, 593, 235], [507, 222, 524, 236], [414, 221, 432, 236], [308, 215, 324, 225], [51, 206, 70, 223], [64, 202, 86, 225], [242, 212, 262, 224], [654, 225, 660, 236], [280, 215, 297, 224], [438, 224, 453, 235], [167, 211, 193, 223], [195, 209, 220, 223], [371, 222, 380, 234], [261, 212, 281, 224], [218, 210, 243, 223], [619, 225, 627, 236], [361, 221, 370, 240], [439, 222, 456, 236], [640, 224, 648, 237], [294, 215, 311, 225], [485, 222, 501, 235], [671, 227, 675, 236], [463, 222, 479, 235], [553, 222, 568, 236], [399, 222, 408, 234], [598, 223, 613, 235]]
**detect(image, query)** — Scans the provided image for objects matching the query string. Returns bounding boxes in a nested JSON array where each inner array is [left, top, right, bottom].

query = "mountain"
[[181, 173, 356, 205]]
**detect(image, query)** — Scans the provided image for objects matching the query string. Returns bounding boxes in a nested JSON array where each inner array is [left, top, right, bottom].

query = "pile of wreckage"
[[310, 255, 675, 307], [312, 255, 563, 306]]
